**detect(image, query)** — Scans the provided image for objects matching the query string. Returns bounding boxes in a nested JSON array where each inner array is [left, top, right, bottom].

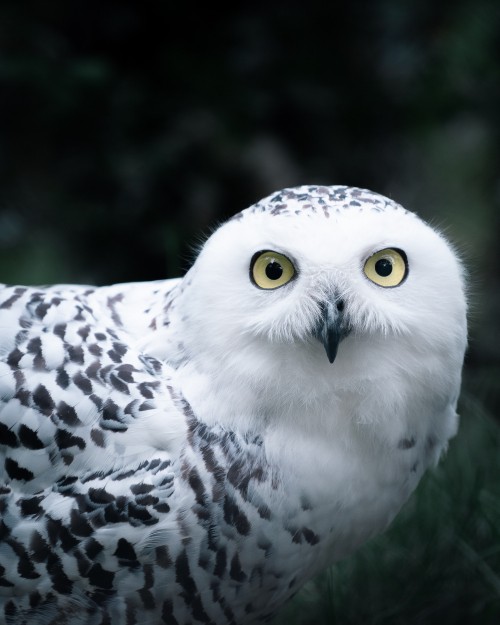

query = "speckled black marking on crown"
[[232, 185, 410, 220]]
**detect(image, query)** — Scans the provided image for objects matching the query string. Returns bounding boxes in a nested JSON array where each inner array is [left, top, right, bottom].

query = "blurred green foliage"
[[0, 2, 499, 620]]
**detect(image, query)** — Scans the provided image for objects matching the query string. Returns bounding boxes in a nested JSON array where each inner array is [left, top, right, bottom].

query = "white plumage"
[[0, 185, 467, 624]]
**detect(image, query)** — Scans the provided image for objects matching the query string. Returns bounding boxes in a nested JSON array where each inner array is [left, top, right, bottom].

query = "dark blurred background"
[[0, 0, 499, 417]]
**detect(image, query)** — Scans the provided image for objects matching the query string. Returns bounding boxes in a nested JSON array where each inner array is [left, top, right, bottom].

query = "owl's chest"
[[262, 414, 427, 564], [171, 421, 422, 624]]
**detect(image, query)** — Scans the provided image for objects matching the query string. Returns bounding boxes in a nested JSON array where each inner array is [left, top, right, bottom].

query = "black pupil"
[[265, 261, 283, 280], [375, 258, 393, 277]]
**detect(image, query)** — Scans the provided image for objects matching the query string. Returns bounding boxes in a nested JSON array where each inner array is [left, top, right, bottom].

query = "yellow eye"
[[251, 251, 296, 290], [363, 248, 408, 288]]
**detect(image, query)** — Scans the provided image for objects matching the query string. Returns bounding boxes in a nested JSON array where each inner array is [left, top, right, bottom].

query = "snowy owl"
[[0, 186, 467, 625]]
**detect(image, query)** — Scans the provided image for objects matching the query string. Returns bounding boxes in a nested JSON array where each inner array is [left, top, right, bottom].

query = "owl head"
[[174, 186, 467, 433]]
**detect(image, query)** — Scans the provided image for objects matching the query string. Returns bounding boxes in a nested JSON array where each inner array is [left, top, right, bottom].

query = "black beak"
[[314, 299, 348, 364]]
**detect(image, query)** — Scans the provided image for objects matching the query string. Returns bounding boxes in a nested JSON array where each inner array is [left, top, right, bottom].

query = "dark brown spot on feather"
[[5, 458, 34, 481], [32, 384, 55, 415], [18, 425, 44, 449], [90, 429, 106, 447], [398, 437, 416, 450]]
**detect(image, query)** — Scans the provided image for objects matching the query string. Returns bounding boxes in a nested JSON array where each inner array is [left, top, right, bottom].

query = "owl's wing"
[[0, 282, 187, 494]]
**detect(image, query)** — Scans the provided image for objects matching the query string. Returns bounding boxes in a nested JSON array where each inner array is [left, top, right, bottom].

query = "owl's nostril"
[[336, 300, 345, 313]]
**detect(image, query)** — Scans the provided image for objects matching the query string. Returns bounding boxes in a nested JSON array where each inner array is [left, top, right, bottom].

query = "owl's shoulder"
[[0, 280, 187, 493]]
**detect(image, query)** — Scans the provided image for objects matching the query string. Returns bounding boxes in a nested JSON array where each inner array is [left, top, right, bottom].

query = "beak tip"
[[325, 346, 338, 364], [315, 297, 347, 365]]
